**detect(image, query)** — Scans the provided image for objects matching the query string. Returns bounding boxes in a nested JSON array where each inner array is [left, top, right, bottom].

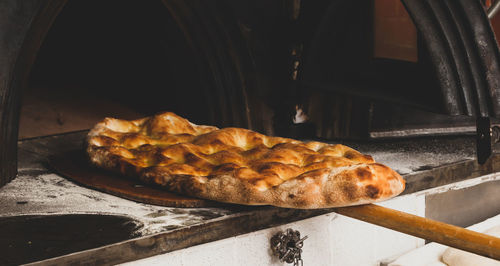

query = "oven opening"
[[2, 0, 499, 184], [20, 0, 225, 139], [1, 0, 262, 187], [299, 0, 500, 140]]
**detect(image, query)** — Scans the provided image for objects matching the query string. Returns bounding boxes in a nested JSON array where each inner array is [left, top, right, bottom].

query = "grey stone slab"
[[2, 132, 498, 264]]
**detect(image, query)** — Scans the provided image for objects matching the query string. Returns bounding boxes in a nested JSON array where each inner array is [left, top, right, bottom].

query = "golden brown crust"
[[86, 111, 405, 208]]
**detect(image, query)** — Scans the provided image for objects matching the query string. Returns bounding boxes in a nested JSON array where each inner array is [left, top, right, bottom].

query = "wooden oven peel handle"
[[334, 203, 500, 261]]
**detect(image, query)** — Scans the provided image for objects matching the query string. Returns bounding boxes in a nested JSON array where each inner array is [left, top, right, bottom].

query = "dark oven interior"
[[2, 0, 500, 186]]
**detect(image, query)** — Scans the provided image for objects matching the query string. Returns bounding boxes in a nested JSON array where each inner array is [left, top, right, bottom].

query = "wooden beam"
[[335, 204, 500, 260]]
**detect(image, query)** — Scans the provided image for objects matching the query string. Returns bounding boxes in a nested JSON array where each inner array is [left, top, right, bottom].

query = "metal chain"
[[294, 256, 303, 266]]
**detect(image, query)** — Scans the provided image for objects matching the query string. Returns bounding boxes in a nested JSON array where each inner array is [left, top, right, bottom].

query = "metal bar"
[[488, 0, 500, 19], [427, 0, 477, 116], [401, 0, 466, 115], [458, 0, 500, 117]]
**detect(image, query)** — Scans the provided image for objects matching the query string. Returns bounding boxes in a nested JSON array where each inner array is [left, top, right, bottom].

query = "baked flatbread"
[[86, 112, 405, 208]]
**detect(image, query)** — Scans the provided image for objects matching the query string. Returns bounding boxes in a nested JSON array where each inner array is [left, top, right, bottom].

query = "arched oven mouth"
[[1, 0, 260, 187], [2, 0, 500, 187], [21, 0, 255, 138], [20, 0, 221, 139]]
